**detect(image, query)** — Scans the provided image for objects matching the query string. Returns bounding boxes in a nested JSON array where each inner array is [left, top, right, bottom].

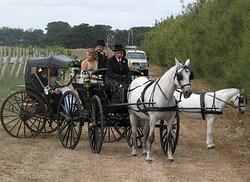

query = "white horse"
[[127, 59, 193, 161], [174, 88, 247, 149]]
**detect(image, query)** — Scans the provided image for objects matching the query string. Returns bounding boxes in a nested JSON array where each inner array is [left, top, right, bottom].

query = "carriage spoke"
[[4, 104, 20, 114], [65, 125, 71, 147], [13, 95, 22, 110], [16, 119, 23, 137], [62, 124, 70, 143], [61, 121, 70, 133], [3, 114, 20, 118], [69, 126, 73, 147], [4, 117, 20, 126], [8, 118, 22, 133], [110, 128, 117, 141]]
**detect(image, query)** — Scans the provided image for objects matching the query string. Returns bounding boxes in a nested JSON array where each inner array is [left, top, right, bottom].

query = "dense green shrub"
[[142, 0, 250, 95]]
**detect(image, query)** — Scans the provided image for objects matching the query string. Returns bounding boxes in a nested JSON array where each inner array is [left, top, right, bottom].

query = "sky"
[[0, 0, 196, 31]]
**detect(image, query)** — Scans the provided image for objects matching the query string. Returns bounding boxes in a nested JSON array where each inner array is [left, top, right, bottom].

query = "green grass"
[[0, 75, 24, 104]]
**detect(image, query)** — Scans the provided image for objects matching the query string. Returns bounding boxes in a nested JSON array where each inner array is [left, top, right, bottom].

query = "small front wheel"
[[126, 127, 143, 148], [160, 112, 180, 155]]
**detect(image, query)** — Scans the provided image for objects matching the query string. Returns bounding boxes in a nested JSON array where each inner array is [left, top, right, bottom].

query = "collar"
[[115, 57, 121, 62]]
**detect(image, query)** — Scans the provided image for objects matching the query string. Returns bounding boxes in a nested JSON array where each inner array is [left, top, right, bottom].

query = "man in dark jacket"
[[95, 40, 108, 69], [106, 44, 130, 102]]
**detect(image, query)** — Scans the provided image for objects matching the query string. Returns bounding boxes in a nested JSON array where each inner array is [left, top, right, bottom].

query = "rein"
[[206, 93, 238, 109], [128, 80, 152, 92]]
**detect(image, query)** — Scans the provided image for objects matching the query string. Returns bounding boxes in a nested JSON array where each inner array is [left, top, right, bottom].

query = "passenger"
[[81, 48, 98, 72], [94, 40, 108, 69]]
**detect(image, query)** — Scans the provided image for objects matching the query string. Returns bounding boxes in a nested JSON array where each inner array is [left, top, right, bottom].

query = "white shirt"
[[115, 57, 122, 63]]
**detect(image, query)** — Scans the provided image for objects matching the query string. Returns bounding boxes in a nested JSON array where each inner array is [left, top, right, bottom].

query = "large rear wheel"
[[0, 90, 46, 138], [57, 90, 83, 149], [103, 126, 125, 143], [88, 95, 104, 153], [41, 118, 58, 134]]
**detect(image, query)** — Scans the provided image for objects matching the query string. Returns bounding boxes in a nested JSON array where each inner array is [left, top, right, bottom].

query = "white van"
[[125, 46, 149, 75]]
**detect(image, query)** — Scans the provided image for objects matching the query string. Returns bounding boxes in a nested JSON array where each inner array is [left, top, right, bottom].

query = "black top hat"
[[95, 40, 106, 46], [112, 44, 124, 52]]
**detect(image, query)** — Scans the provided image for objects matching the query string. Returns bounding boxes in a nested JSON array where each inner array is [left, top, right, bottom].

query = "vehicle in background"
[[125, 46, 149, 76]]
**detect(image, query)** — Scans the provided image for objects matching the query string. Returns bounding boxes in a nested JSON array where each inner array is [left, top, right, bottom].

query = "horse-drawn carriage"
[[0, 55, 182, 158], [1, 54, 247, 162]]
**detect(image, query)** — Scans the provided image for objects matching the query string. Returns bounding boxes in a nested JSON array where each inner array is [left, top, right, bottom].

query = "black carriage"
[[0, 55, 71, 137], [57, 66, 180, 155]]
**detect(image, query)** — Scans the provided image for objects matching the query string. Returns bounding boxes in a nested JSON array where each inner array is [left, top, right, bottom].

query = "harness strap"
[[141, 80, 155, 104], [175, 89, 183, 103], [144, 105, 178, 112], [128, 80, 151, 92], [206, 93, 237, 109], [155, 81, 170, 101], [200, 92, 223, 120], [138, 80, 155, 115], [200, 92, 206, 120]]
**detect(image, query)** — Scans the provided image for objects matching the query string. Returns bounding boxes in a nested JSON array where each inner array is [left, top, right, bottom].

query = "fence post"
[[0, 56, 10, 78], [3, 47, 6, 57], [16, 56, 24, 77], [22, 56, 28, 75], [0, 56, 3, 74], [10, 57, 18, 76]]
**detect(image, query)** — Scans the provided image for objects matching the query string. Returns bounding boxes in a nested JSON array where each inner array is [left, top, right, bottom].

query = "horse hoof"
[[145, 158, 153, 163], [207, 145, 216, 149], [131, 153, 137, 157], [142, 150, 147, 156], [167, 158, 174, 163]]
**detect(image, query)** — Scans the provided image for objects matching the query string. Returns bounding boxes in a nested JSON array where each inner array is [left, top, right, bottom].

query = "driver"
[[106, 44, 130, 101]]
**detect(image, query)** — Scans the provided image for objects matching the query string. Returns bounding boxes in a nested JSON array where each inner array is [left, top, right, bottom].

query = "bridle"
[[174, 65, 193, 89], [232, 93, 247, 112]]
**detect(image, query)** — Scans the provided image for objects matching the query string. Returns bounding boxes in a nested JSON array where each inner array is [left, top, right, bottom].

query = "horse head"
[[231, 89, 247, 114], [174, 58, 193, 98]]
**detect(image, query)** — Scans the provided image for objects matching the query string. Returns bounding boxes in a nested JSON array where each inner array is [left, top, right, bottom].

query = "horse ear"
[[175, 58, 180, 65], [185, 59, 190, 66]]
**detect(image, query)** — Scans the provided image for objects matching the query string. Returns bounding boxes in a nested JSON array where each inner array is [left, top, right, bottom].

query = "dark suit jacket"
[[96, 52, 108, 69], [106, 56, 129, 81]]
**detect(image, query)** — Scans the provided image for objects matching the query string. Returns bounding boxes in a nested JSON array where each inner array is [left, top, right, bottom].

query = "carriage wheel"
[[57, 90, 83, 149], [88, 95, 104, 153], [103, 126, 125, 143], [160, 112, 180, 155], [126, 127, 143, 148], [40, 117, 58, 134], [0, 90, 46, 138]]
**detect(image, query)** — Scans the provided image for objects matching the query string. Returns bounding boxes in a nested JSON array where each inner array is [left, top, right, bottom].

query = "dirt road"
[[0, 66, 249, 182]]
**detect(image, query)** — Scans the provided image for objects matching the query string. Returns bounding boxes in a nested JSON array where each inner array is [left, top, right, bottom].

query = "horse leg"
[[142, 119, 149, 155], [206, 117, 216, 149], [129, 113, 138, 156], [145, 116, 156, 161]]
